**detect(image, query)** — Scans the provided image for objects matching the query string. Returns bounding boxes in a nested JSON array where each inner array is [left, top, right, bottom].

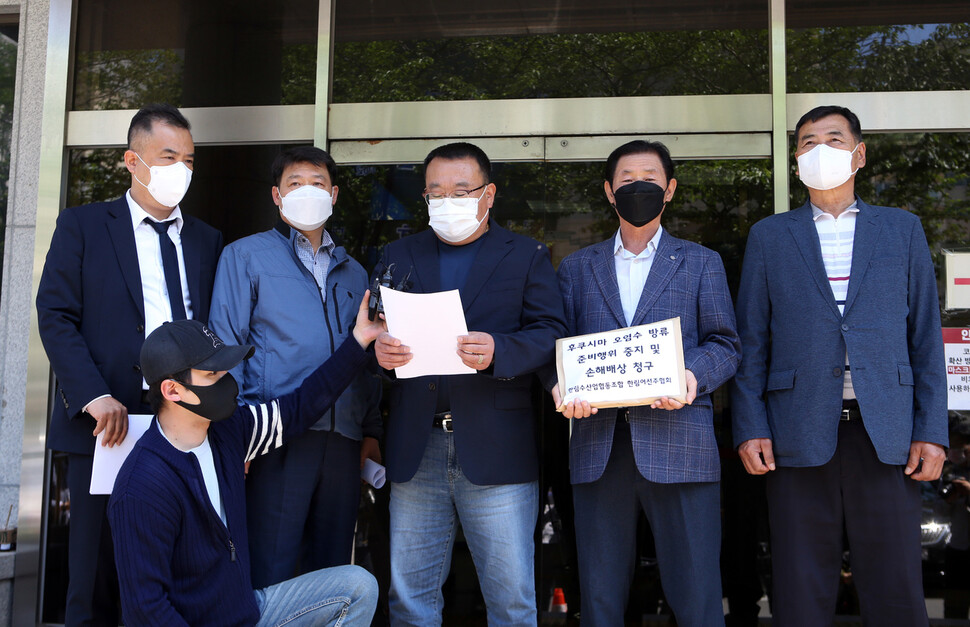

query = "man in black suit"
[[36, 103, 223, 626]]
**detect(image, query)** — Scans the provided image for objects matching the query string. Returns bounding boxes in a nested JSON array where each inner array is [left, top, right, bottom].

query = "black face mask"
[[611, 180, 667, 227], [175, 373, 239, 422]]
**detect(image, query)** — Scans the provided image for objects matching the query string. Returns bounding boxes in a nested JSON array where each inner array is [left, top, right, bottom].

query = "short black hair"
[[271, 146, 338, 188], [146, 368, 191, 413], [127, 103, 191, 149], [794, 105, 863, 144], [605, 140, 674, 184], [423, 142, 491, 184]]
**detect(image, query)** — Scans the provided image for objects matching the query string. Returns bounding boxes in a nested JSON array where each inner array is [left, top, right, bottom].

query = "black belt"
[[841, 399, 861, 422], [432, 411, 453, 432]]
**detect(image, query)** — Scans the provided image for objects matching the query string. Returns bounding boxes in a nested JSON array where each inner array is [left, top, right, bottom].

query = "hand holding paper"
[[378, 287, 475, 378]]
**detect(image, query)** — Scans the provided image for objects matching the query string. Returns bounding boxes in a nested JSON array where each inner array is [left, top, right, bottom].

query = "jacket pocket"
[[898, 363, 914, 386], [766, 369, 796, 391]]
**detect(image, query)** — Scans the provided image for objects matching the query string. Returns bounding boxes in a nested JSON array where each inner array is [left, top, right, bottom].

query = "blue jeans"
[[254, 565, 377, 626], [389, 429, 539, 626]]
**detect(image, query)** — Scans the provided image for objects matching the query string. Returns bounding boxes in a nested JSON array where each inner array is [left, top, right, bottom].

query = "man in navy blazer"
[[553, 140, 740, 626], [732, 105, 947, 626], [374, 142, 566, 625], [36, 104, 223, 626]]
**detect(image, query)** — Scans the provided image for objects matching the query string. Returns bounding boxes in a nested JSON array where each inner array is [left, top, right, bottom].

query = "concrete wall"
[[0, 0, 50, 625]]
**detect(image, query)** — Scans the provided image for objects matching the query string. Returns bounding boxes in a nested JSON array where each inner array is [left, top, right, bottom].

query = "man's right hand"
[[738, 437, 776, 475], [551, 383, 596, 419], [88, 396, 129, 447], [375, 332, 412, 370]]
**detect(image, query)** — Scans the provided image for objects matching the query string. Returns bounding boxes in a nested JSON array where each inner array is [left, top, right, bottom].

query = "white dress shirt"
[[614, 225, 663, 327]]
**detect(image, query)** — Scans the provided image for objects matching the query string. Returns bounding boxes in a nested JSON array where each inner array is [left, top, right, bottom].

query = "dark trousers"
[[766, 419, 926, 627], [572, 419, 724, 627], [247, 430, 361, 589], [66, 453, 120, 627]]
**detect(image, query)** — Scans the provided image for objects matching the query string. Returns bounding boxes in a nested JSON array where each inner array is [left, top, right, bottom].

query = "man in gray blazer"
[[732, 105, 948, 626], [554, 140, 740, 626]]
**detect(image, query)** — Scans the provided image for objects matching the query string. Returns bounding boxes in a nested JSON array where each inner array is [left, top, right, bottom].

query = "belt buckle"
[[840, 408, 852, 421], [440, 413, 453, 432]]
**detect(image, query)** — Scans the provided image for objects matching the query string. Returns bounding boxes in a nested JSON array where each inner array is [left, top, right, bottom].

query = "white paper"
[[380, 287, 475, 379], [90, 414, 154, 494], [361, 458, 386, 489]]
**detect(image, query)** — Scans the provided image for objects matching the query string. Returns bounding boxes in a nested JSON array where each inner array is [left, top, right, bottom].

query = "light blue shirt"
[[294, 229, 336, 301]]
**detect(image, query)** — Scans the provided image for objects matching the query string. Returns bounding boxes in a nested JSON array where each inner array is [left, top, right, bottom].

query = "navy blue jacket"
[[108, 337, 370, 626], [731, 199, 948, 466], [36, 196, 223, 455], [377, 222, 567, 485]]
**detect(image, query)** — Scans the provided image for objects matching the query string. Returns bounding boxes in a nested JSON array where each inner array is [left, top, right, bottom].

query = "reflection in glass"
[[0, 24, 15, 298], [72, 0, 318, 110], [786, 0, 970, 91], [333, 0, 768, 102]]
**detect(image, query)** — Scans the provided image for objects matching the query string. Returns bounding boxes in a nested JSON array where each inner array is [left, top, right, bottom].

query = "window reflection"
[[0, 22, 15, 299], [786, 0, 970, 92], [333, 0, 769, 102], [72, 0, 318, 110]]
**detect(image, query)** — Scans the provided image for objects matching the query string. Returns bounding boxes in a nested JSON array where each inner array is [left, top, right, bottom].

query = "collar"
[[614, 224, 663, 259], [128, 189, 183, 232], [811, 200, 859, 222], [293, 227, 335, 256]]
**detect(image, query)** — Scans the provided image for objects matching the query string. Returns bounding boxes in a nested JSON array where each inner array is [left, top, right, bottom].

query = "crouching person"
[[108, 293, 382, 626]]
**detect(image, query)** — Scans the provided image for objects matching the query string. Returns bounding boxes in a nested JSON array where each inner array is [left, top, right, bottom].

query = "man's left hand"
[[360, 436, 382, 470], [650, 369, 697, 410], [905, 441, 946, 481], [457, 332, 494, 370]]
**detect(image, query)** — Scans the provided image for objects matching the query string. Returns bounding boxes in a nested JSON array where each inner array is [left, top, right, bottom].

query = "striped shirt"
[[813, 202, 858, 399]]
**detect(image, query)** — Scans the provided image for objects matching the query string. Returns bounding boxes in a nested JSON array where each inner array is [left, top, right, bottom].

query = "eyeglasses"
[[423, 183, 487, 205]]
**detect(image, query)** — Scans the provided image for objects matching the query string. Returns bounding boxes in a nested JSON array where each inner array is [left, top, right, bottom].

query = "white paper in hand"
[[89, 414, 154, 494], [379, 287, 475, 378]]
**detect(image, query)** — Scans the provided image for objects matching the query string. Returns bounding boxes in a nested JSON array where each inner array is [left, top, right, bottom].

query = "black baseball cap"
[[140, 320, 254, 385]]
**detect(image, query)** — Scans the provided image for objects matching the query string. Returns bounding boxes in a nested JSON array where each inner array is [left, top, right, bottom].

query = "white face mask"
[[427, 187, 488, 244], [797, 143, 860, 191], [278, 185, 333, 232], [134, 153, 193, 208]]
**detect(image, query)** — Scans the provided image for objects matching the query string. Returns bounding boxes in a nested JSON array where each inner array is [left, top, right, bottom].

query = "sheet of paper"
[[89, 413, 154, 495], [380, 287, 475, 379], [556, 317, 687, 408]]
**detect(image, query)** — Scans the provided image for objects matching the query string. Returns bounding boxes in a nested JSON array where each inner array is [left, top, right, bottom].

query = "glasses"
[[423, 183, 487, 205]]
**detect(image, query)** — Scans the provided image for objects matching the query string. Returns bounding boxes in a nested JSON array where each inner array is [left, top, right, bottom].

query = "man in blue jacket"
[[109, 301, 382, 626], [374, 142, 567, 625], [209, 146, 381, 587], [553, 140, 740, 626], [732, 105, 948, 626]]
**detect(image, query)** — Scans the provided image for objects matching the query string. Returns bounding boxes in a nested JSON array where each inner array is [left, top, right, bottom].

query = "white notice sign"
[[556, 317, 687, 408], [944, 250, 970, 310], [944, 327, 970, 410]]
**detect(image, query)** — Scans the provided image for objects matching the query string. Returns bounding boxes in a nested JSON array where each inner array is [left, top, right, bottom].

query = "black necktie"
[[145, 218, 187, 320]]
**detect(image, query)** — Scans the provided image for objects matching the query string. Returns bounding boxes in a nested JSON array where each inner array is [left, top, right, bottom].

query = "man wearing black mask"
[[551, 140, 740, 626]]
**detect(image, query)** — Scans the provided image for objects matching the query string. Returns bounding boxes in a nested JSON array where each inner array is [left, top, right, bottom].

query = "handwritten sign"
[[944, 327, 970, 410], [555, 317, 687, 408]]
